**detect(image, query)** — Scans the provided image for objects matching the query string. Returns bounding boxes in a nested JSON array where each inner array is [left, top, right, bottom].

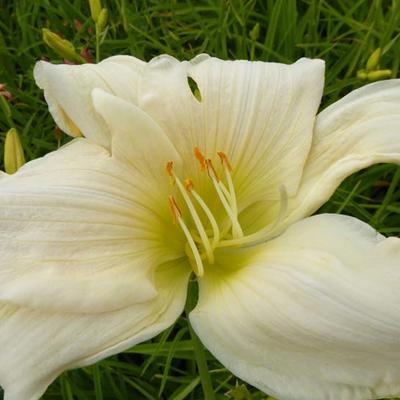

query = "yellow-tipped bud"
[[356, 69, 368, 80], [96, 8, 108, 33], [42, 28, 85, 64], [89, 0, 102, 22], [4, 128, 26, 174], [249, 23, 260, 41], [366, 48, 381, 71], [367, 69, 392, 82]]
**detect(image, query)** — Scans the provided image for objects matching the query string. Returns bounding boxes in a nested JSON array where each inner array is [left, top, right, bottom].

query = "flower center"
[[166, 148, 288, 277]]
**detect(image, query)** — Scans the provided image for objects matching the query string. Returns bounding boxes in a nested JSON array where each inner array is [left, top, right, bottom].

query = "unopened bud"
[[226, 383, 251, 400], [96, 8, 108, 33], [367, 69, 392, 82], [42, 28, 85, 64], [356, 69, 368, 80], [249, 23, 260, 41], [366, 48, 381, 71], [4, 128, 26, 174], [89, 0, 102, 22]]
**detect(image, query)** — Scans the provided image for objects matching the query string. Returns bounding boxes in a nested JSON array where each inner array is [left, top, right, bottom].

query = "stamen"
[[168, 151, 290, 272], [206, 159, 220, 182], [206, 158, 234, 203], [168, 196, 204, 277], [168, 163, 214, 264], [186, 181, 221, 248], [194, 147, 207, 171], [206, 159, 243, 239], [166, 161, 175, 185], [168, 195, 181, 225], [217, 152, 238, 216], [217, 151, 233, 171], [184, 178, 194, 191]]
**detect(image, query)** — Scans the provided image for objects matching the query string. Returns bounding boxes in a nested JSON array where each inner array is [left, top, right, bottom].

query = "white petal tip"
[[33, 60, 48, 89]]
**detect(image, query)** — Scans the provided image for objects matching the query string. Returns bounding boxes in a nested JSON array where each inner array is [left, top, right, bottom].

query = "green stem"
[[95, 24, 100, 63], [371, 166, 400, 228], [185, 279, 215, 400]]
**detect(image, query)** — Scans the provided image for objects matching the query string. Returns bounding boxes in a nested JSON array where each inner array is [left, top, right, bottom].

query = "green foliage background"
[[0, 0, 399, 399]]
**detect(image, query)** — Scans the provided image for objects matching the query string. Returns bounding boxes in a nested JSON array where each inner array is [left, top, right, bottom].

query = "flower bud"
[[366, 48, 381, 71], [356, 69, 368, 80], [249, 23, 260, 41], [42, 28, 85, 64], [96, 8, 108, 33], [89, 0, 102, 22], [226, 383, 251, 400], [367, 69, 392, 82], [4, 128, 26, 174]]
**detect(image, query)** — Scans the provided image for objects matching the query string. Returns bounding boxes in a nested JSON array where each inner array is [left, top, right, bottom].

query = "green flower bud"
[[356, 69, 368, 80], [226, 383, 251, 400], [4, 128, 25, 174], [96, 8, 108, 33], [249, 23, 260, 41], [42, 28, 85, 64], [367, 69, 392, 82], [366, 48, 381, 71], [89, 0, 102, 22]]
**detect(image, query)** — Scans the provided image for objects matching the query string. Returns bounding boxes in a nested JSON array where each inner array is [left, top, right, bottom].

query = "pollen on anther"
[[184, 179, 194, 191], [206, 159, 220, 182], [166, 161, 176, 184], [194, 147, 207, 171], [166, 161, 174, 176], [168, 195, 181, 224], [217, 151, 233, 171]]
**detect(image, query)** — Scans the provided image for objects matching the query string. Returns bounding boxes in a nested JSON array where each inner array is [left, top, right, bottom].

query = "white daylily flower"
[[0, 54, 399, 400]]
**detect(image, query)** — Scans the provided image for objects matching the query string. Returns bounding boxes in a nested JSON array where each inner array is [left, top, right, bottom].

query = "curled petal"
[[0, 260, 190, 400], [34, 56, 145, 148], [92, 88, 183, 179], [190, 214, 400, 400], [284, 79, 400, 225]]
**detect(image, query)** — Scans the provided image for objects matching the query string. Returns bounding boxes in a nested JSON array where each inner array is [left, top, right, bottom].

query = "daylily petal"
[[139, 55, 325, 204], [282, 79, 400, 226], [34, 55, 145, 148], [190, 214, 400, 400], [0, 139, 183, 313], [0, 260, 190, 400], [91, 88, 183, 180]]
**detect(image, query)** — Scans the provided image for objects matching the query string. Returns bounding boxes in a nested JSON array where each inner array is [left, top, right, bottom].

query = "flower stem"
[[185, 279, 215, 400], [95, 24, 100, 63]]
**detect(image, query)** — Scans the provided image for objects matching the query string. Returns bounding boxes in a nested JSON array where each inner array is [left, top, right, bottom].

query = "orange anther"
[[217, 151, 233, 171], [184, 179, 194, 191], [168, 195, 182, 224], [206, 159, 219, 182], [166, 161, 176, 185], [194, 147, 206, 171], [166, 161, 174, 177]]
